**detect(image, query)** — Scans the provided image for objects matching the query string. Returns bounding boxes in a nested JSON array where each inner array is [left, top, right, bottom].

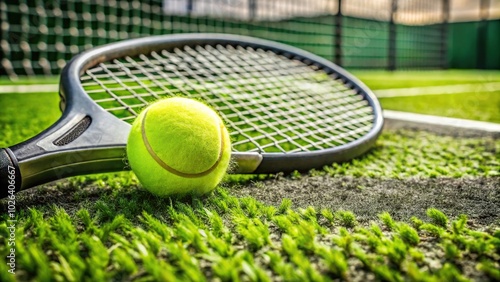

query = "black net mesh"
[[3, 0, 498, 77]]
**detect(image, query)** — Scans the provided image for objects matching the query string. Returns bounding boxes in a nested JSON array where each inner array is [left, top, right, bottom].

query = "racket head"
[[2, 33, 383, 196], [63, 33, 383, 173]]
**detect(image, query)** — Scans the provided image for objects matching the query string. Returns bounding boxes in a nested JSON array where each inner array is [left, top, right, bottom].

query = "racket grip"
[[0, 148, 21, 199]]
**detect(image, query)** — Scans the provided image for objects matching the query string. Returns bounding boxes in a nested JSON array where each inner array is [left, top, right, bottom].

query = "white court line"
[[2, 82, 500, 97], [0, 84, 59, 93], [374, 82, 500, 98], [384, 110, 500, 134]]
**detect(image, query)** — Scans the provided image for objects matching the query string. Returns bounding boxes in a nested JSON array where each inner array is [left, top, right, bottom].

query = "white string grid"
[[81, 44, 374, 153]]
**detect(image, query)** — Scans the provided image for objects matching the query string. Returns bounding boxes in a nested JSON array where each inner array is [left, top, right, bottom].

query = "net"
[[1, 0, 338, 78], [1, 0, 499, 78], [81, 43, 374, 153]]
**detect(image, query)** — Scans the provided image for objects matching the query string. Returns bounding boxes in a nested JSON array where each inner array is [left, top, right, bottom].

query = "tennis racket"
[[1, 33, 383, 198]]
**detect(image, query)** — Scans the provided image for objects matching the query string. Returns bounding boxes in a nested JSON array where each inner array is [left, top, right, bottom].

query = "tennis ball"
[[126, 97, 231, 197]]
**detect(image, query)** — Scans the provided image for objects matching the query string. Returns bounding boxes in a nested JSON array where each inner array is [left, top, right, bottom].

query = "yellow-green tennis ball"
[[127, 97, 231, 197]]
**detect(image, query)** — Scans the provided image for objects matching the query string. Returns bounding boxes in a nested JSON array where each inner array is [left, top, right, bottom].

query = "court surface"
[[0, 70, 499, 281]]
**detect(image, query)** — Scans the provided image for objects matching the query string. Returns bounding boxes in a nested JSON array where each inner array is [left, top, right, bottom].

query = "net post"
[[249, 0, 257, 20], [477, 0, 490, 69], [334, 0, 343, 66], [187, 0, 194, 16], [441, 0, 450, 69], [388, 0, 398, 71]]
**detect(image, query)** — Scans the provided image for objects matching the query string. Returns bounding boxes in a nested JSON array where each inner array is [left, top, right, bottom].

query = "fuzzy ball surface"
[[127, 97, 231, 197]]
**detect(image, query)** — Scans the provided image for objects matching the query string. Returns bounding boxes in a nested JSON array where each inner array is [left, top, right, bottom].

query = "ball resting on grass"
[[127, 97, 231, 197]]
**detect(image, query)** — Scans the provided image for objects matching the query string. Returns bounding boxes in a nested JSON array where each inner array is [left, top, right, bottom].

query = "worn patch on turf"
[[232, 176, 500, 226]]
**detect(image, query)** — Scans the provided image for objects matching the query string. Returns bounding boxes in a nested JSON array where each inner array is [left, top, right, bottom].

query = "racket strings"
[[161, 46, 320, 153], [81, 44, 375, 153]]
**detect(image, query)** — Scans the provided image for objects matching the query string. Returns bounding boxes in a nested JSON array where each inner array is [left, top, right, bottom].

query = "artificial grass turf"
[[0, 92, 60, 146], [1, 80, 500, 281], [352, 69, 500, 123], [351, 70, 500, 90], [1, 186, 500, 281], [380, 91, 500, 123]]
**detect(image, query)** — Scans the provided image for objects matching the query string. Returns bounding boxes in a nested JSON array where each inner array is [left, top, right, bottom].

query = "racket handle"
[[0, 148, 21, 199]]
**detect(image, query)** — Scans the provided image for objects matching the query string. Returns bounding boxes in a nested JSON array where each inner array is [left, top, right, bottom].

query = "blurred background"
[[1, 0, 499, 79]]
